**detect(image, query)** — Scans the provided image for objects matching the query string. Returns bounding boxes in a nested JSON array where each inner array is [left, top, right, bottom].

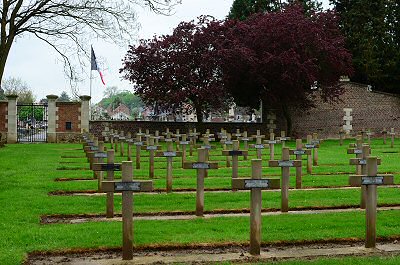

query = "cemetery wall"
[[0, 101, 7, 137], [289, 82, 400, 138], [90, 121, 266, 140], [89, 82, 400, 140], [56, 101, 82, 142]]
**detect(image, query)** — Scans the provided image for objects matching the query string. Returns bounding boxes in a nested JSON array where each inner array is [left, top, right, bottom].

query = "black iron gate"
[[17, 103, 48, 143]]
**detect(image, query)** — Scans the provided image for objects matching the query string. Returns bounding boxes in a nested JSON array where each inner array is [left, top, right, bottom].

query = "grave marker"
[[289, 139, 311, 189], [222, 140, 248, 190], [238, 131, 252, 160], [304, 135, 320, 173], [382, 128, 387, 145], [183, 148, 218, 216], [264, 132, 279, 160], [269, 147, 301, 212], [277, 131, 290, 148], [347, 136, 363, 175], [232, 159, 280, 255], [222, 133, 233, 167], [156, 141, 182, 192], [349, 157, 393, 248], [343, 108, 353, 135], [102, 161, 153, 260], [188, 128, 200, 156], [134, 132, 145, 170], [119, 132, 126, 157], [92, 149, 120, 218], [349, 145, 380, 209], [144, 137, 161, 179], [179, 134, 190, 168], [251, 130, 266, 159]]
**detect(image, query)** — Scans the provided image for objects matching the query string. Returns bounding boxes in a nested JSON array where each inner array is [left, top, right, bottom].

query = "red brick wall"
[[0, 101, 7, 133], [56, 102, 81, 133], [290, 82, 400, 138], [89, 82, 400, 140]]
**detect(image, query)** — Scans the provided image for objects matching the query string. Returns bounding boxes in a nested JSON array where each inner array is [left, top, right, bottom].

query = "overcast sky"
[[4, 0, 331, 104]]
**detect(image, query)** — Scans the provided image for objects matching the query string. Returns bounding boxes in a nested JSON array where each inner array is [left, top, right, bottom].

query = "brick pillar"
[[46, 95, 58, 143], [79, 95, 91, 133], [6, 95, 18, 143]]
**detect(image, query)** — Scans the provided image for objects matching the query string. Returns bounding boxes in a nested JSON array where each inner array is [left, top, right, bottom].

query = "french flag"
[[90, 46, 106, 85]]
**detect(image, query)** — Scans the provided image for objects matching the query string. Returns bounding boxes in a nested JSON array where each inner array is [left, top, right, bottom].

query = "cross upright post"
[[183, 148, 218, 216], [101, 161, 153, 260], [277, 131, 290, 148], [222, 140, 248, 190], [289, 139, 311, 189], [232, 159, 280, 255], [238, 131, 252, 160], [251, 130, 266, 159], [269, 147, 301, 212], [264, 132, 279, 160], [349, 157, 393, 248], [156, 140, 182, 192]]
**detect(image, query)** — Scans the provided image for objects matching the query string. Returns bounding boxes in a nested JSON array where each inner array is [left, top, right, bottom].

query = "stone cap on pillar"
[[79, 95, 91, 101], [6, 94, 18, 100], [46, 95, 59, 100]]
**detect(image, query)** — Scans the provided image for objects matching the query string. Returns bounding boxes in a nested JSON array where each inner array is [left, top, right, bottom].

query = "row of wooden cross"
[[339, 127, 396, 147], [79, 131, 395, 260]]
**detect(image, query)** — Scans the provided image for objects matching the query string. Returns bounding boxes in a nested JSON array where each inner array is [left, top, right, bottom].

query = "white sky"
[[4, 0, 331, 104]]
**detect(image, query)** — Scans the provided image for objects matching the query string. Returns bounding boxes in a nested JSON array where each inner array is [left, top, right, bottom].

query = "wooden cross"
[[102, 161, 153, 260], [118, 132, 126, 157], [289, 139, 311, 189], [232, 159, 280, 256], [269, 147, 301, 212], [238, 131, 252, 160], [381, 128, 387, 145], [92, 141, 106, 188], [277, 131, 290, 148], [232, 128, 242, 140], [109, 129, 115, 149], [304, 134, 320, 174], [389, 128, 395, 148], [263, 132, 279, 160], [156, 141, 182, 193], [222, 140, 248, 189], [188, 128, 200, 156], [133, 132, 145, 170], [349, 157, 393, 248], [92, 149, 120, 218], [126, 133, 133, 161], [173, 129, 182, 151], [360, 128, 367, 143], [349, 145, 380, 209], [347, 136, 363, 175], [251, 130, 266, 159], [111, 131, 119, 153], [144, 129, 151, 146], [221, 133, 233, 167], [153, 130, 164, 145], [179, 134, 190, 168], [143, 137, 161, 179], [311, 133, 323, 166], [183, 148, 218, 216], [163, 128, 172, 139]]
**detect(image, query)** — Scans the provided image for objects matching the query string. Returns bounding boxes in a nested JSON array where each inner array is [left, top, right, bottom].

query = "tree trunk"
[[195, 104, 203, 123], [281, 104, 292, 136]]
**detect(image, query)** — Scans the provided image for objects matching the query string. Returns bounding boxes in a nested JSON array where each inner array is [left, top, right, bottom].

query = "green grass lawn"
[[1, 138, 400, 264]]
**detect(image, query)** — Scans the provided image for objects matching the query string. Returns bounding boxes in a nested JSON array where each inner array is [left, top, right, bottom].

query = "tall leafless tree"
[[0, 0, 180, 95]]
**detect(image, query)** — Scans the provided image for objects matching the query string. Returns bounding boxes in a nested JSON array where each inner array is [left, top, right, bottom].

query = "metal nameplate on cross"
[[94, 152, 108, 159], [102, 181, 153, 192], [232, 178, 280, 189]]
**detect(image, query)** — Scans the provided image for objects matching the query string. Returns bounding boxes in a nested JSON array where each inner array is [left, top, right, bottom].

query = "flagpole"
[[89, 63, 93, 120]]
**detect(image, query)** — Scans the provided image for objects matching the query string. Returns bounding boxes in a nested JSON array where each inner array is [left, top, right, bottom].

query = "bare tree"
[[0, 0, 181, 95], [2, 76, 36, 103]]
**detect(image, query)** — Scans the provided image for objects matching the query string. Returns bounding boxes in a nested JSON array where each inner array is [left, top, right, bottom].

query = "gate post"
[[47, 95, 58, 143], [6, 95, 18, 144], [79, 95, 91, 133]]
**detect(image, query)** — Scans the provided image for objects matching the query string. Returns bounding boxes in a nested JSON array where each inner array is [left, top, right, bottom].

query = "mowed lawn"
[[1, 139, 400, 264]]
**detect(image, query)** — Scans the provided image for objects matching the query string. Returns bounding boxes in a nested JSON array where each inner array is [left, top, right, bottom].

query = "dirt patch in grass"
[[40, 203, 400, 224], [24, 238, 400, 265]]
